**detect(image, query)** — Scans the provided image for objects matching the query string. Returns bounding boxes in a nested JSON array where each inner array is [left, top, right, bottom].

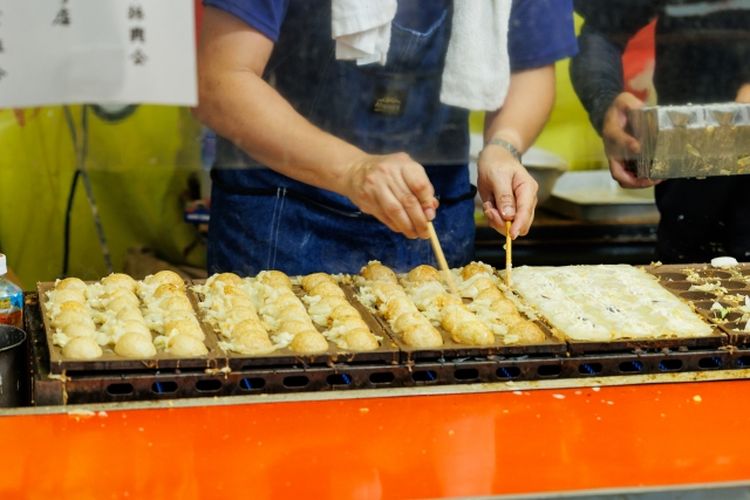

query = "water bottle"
[[0, 255, 23, 328]]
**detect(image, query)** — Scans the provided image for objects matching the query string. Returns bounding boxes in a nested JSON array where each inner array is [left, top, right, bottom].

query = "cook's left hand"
[[477, 144, 538, 239]]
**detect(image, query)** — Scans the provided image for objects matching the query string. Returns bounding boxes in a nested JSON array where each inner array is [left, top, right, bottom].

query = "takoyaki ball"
[[469, 277, 497, 293], [290, 330, 329, 354], [106, 293, 140, 313], [331, 303, 362, 322], [164, 317, 204, 340], [474, 287, 505, 305], [153, 283, 181, 301], [49, 288, 86, 305], [333, 316, 369, 333], [434, 293, 462, 309], [101, 273, 137, 293], [228, 294, 255, 311], [115, 332, 156, 358], [367, 282, 403, 302], [360, 261, 398, 283], [308, 281, 346, 299], [144, 270, 185, 290], [274, 292, 304, 310], [301, 272, 336, 292], [344, 328, 379, 351], [277, 303, 310, 323], [162, 294, 193, 313], [461, 261, 493, 280], [116, 306, 144, 323], [257, 270, 293, 290], [513, 321, 547, 344], [489, 297, 517, 316], [406, 264, 440, 283], [56, 300, 89, 316], [167, 334, 208, 356], [393, 311, 426, 333], [223, 308, 260, 330], [55, 277, 88, 294], [231, 318, 266, 337], [208, 272, 243, 289], [402, 323, 443, 348], [382, 297, 419, 321], [277, 320, 316, 337], [232, 330, 275, 355], [451, 320, 494, 346], [440, 304, 477, 333], [307, 296, 348, 320], [62, 337, 102, 359], [53, 310, 95, 331], [120, 320, 152, 339], [499, 310, 525, 328], [62, 321, 97, 339], [164, 310, 196, 324]]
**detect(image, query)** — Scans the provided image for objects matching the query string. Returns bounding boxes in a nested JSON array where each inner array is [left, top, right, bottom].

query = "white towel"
[[331, 0, 398, 66], [331, 0, 512, 111]]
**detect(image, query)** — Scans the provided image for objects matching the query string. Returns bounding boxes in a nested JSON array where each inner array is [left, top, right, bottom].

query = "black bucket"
[[0, 326, 27, 407]]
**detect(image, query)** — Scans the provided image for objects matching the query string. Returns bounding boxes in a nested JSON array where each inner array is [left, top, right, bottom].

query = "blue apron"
[[208, 0, 474, 275]]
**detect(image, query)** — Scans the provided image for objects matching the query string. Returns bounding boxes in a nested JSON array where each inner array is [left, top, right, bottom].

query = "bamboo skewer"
[[505, 220, 512, 286], [426, 221, 459, 295]]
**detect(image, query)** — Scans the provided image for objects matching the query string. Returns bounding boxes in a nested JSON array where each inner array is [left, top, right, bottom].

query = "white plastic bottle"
[[0, 254, 23, 328]]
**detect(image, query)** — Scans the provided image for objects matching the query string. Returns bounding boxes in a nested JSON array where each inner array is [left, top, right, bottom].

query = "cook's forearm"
[[570, 25, 627, 133], [483, 65, 556, 152], [196, 70, 364, 194]]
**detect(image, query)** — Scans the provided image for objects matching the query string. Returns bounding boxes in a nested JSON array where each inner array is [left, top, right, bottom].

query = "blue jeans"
[[207, 177, 475, 276]]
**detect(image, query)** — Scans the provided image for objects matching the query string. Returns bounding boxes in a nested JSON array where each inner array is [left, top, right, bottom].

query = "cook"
[[196, 0, 577, 275], [571, 0, 750, 263]]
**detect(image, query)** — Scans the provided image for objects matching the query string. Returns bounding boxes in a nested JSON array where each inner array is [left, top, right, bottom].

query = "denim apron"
[[208, 0, 474, 275]]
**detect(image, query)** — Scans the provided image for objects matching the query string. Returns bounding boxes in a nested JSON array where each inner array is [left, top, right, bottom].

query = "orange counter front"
[[1, 374, 750, 499]]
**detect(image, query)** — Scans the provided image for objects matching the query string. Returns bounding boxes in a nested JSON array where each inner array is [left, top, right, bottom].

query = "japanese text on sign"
[[0, 0, 196, 107]]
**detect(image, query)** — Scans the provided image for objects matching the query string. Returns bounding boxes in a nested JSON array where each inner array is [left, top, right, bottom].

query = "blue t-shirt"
[[203, 0, 578, 71]]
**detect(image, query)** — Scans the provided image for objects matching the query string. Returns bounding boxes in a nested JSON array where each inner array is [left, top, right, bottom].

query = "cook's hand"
[[737, 83, 750, 103], [603, 92, 658, 189], [477, 144, 537, 239], [342, 152, 438, 239]]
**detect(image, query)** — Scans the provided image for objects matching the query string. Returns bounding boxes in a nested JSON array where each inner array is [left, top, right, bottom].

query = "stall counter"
[[1, 374, 749, 498]]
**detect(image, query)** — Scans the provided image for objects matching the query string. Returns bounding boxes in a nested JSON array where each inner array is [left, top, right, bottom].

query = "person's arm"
[[195, 7, 438, 239], [478, 66, 555, 238], [738, 83, 750, 103], [570, 0, 659, 188], [478, 0, 577, 238]]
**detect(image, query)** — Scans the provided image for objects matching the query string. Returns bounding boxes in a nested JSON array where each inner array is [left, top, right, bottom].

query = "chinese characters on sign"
[[52, 0, 70, 26], [128, 3, 147, 65], [0, 0, 197, 107]]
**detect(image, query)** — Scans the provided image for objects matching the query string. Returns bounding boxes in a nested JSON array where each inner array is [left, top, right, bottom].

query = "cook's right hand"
[[603, 92, 658, 189], [342, 152, 439, 239]]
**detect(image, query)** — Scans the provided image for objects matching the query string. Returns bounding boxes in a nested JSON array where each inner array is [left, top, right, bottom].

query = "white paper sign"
[[0, 0, 197, 107]]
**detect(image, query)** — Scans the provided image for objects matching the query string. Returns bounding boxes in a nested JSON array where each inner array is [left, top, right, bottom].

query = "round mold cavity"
[[724, 280, 746, 291], [656, 272, 688, 281], [664, 281, 692, 291], [681, 291, 717, 301], [692, 300, 715, 311], [702, 270, 733, 279], [724, 311, 743, 322], [724, 321, 744, 332]]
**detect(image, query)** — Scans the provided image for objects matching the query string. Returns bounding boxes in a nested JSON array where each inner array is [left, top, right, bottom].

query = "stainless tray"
[[545, 170, 659, 223]]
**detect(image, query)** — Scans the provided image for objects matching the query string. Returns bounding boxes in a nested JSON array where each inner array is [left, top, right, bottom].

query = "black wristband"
[[485, 137, 522, 162]]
